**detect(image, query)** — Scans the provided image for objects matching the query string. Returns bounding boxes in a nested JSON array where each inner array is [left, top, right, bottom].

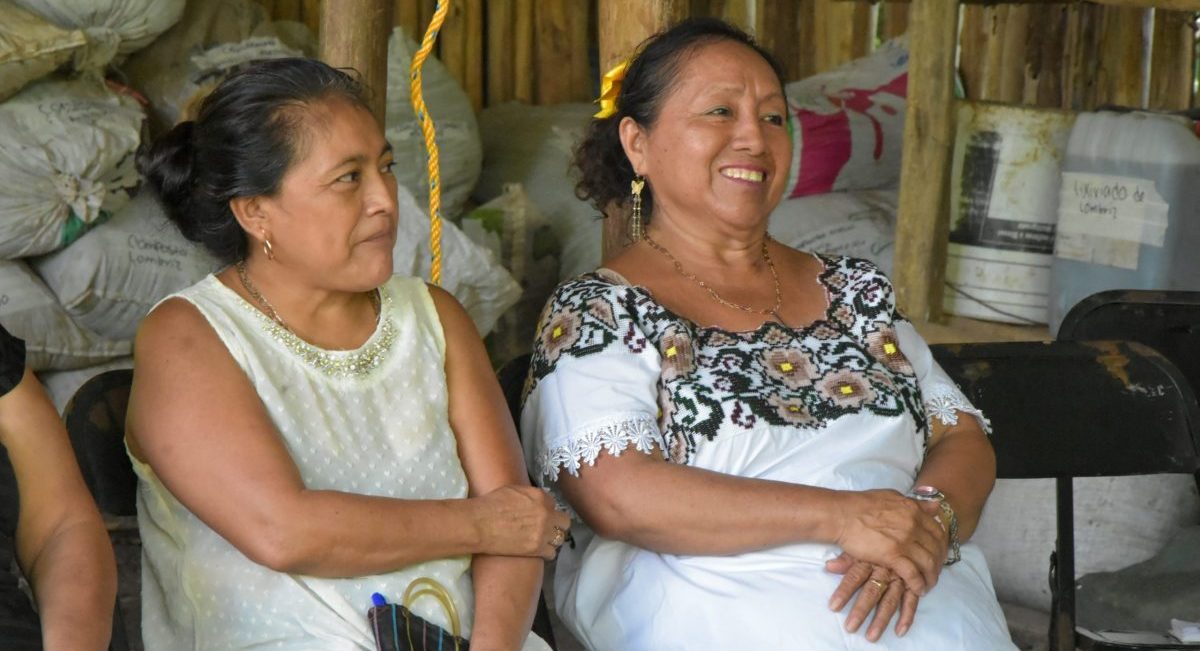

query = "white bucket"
[[943, 102, 1076, 324]]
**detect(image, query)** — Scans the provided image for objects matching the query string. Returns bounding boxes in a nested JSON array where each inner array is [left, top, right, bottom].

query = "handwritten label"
[[1055, 173, 1170, 270]]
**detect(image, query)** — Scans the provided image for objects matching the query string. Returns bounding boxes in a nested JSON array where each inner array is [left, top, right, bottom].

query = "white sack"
[[475, 101, 599, 281], [392, 185, 521, 337], [460, 184, 560, 367], [37, 356, 132, 413], [0, 0, 88, 101], [386, 28, 481, 222], [0, 260, 130, 371], [11, 0, 184, 63], [0, 76, 143, 259], [32, 191, 222, 341], [767, 189, 897, 276]]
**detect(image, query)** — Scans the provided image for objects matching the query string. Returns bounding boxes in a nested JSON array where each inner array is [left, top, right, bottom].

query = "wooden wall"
[[263, 0, 1197, 113]]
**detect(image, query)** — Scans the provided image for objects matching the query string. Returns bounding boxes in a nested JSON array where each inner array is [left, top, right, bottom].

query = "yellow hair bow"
[[594, 60, 630, 119]]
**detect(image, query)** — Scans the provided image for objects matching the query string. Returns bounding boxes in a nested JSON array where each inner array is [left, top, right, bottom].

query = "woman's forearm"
[[27, 519, 116, 651], [559, 452, 846, 556], [468, 555, 542, 651], [912, 426, 996, 541]]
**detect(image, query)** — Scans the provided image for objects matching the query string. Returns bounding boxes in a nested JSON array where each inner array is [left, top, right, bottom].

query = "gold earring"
[[629, 175, 645, 242], [262, 232, 275, 260]]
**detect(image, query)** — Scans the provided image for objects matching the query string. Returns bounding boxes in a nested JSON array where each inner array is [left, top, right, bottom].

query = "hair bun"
[[138, 121, 198, 234]]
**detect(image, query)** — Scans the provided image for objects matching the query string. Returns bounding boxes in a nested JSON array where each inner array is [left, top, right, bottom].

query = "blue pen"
[[371, 592, 388, 607]]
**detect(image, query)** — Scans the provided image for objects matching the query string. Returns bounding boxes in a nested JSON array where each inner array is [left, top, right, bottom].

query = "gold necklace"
[[235, 260, 380, 334], [642, 233, 784, 320]]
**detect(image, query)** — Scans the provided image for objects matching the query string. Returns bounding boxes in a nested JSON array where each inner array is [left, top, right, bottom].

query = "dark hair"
[[573, 18, 787, 222], [138, 57, 369, 263]]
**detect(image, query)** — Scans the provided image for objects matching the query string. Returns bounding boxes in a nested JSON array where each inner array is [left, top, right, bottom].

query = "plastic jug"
[[1048, 111, 1200, 334]]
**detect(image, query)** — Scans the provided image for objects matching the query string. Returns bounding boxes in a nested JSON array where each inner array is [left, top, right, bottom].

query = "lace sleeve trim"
[[533, 415, 665, 484], [924, 383, 993, 436]]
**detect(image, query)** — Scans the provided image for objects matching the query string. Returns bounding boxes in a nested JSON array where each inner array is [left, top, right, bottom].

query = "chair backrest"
[[1059, 290, 1200, 408], [930, 340, 1200, 480], [63, 369, 137, 517]]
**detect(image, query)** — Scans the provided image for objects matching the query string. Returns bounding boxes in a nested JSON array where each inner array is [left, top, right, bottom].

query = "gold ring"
[[550, 527, 566, 548], [867, 578, 888, 591]]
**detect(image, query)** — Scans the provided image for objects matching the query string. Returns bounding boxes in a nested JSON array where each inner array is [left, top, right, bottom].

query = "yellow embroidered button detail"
[[788, 405, 801, 413], [883, 342, 897, 355], [839, 385, 855, 395], [666, 345, 678, 358], [552, 326, 563, 339], [779, 362, 794, 372]]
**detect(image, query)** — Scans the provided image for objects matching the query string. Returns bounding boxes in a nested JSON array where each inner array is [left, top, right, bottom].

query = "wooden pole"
[[1023, 4, 1067, 107], [320, 0, 393, 123], [893, 0, 959, 322], [1149, 9, 1196, 110], [513, 0, 535, 103], [598, 0, 688, 260], [535, 0, 592, 104], [1095, 6, 1148, 108], [486, 0, 515, 106]]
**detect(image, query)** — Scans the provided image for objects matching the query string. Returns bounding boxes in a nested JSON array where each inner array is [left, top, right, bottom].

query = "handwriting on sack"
[[127, 235, 189, 271]]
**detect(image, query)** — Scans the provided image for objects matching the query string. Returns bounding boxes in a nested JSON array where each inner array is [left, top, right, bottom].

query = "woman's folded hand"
[[473, 486, 571, 560], [832, 489, 948, 594]]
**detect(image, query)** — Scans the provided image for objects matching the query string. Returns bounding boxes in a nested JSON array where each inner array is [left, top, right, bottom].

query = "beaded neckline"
[[212, 276, 398, 378]]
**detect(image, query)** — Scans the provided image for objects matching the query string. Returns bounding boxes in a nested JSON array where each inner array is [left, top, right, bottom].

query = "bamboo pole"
[[881, 3, 910, 39], [814, 0, 873, 72], [893, 0, 959, 322], [535, 0, 592, 104], [513, 0, 535, 103], [1062, 3, 1102, 110], [486, 0, 515, 106], [1023, 4, 1068, 107], [1149, 10, 1196, 110], [395, 0, 421, 40], [319, 0, 393, 122], [302, 0, 321, 39], [1095, 6, 1146, 107], [598, 0, 688, 259]]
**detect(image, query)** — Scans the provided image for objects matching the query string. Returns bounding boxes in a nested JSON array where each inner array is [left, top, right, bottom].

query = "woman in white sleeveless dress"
[[522, 19, 1017, 650], [128, 58, 567, 651]]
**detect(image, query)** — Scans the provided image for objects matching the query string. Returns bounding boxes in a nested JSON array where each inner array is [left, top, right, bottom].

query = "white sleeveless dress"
[[132, 274, 548, 651]]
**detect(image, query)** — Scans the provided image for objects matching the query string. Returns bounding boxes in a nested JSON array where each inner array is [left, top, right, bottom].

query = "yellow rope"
[[410, 0, 450, 285]]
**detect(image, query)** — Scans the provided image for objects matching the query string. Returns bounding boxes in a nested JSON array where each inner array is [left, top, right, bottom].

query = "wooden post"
[[893, 0, 959, 322], [513, 0, 535, 103], [1023, 4, 1067, 107], [535, 0, 592, 104], [880, 3, 910, 40], [439, 0, 484, 111], [813, 0, 872, 72], [1063, 3, 1103, 110], [1101, 6, 1148, 108], [1149, 10, 1196, 110], [320, 0, 393, 122], [598, 0, 688, 260]]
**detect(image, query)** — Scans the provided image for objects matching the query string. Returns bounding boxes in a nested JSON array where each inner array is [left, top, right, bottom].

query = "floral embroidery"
[[534, 415, 664, 482], [540, 311, 582, 363], [866, 328, 915, 375], [660, 328, 696, 381], [768, 394, 814, 425], [762, 348, 816, 390], [924, 383, 993, 435], [526, 256, 939, 468]]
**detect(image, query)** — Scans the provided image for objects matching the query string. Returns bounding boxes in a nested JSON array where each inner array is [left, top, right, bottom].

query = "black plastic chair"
[[931, 337, 1200, 651], [62, 368, 137, 651], [496, 352, 560, 650]]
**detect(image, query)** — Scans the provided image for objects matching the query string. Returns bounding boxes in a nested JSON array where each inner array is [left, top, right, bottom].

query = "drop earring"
[[628, 175, 645, 242]]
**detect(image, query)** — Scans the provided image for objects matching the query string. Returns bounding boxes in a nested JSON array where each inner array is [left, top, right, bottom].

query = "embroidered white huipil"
[[523, 256, 1018, 651], [132, 275, 545, 651]]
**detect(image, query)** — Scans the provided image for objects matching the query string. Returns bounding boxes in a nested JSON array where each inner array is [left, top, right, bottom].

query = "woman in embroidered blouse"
[[128, 59, 568, 651], [522, 19, 1016, 650]]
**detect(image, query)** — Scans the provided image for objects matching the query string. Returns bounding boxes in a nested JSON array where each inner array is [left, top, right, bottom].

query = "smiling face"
[[620, 39, 792, 237], [250, 97, 399, 291]]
